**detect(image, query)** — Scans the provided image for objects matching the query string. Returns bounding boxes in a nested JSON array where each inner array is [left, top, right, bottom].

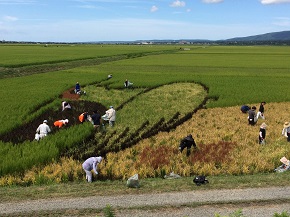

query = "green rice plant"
[[93, 46, 290, 107], [0, 44, 176, 67], [82, 82, 207, 157], [0, 123, 94, 177], [82, 85, 145, 108], [2, 45, 290, 184], [0, 69, 107, 135], [103, 204, 116, 217], [274, 211, 290, 217], [215, 209, 245, 217]]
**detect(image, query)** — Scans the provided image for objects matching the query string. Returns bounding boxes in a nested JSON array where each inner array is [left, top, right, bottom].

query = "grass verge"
[[1, 172, 290, 203]]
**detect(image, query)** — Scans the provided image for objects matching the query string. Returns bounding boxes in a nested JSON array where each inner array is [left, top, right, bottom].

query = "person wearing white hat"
[[258, 122, 267, 144], [275, 156, 290, 172], [54, 119, 69, 128], [282, 122, 290, 142], [35, 120, 51, 141], [82, 156, 102, 182]]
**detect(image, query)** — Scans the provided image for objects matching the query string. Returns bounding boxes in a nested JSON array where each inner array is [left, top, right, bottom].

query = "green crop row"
[[91, 46, 290, 107], [0, 68, 108, 135], [0, 44, 176, 67], [0, 123, 93, 176]]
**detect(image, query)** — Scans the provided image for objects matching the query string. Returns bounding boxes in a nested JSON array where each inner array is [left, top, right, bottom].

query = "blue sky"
[[0, 0, 290, 42]]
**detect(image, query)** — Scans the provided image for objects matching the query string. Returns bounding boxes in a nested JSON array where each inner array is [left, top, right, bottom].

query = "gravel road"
[[1, 186, 290, 216]]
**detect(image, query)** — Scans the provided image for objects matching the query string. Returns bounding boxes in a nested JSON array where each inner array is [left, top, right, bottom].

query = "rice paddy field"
[[1, 44, 290, 186]]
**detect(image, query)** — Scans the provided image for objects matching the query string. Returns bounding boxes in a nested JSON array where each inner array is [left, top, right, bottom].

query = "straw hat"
[[260, 122, 267, 129], [284, 122, 290, 128], [280, 156, 289, 165]]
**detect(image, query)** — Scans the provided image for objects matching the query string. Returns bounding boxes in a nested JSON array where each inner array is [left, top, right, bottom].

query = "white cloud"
[[1, 17, 288, 42], [170, 0, 185, 7], [3, 16, 18, 21], [202, 0, 223, 3], [260, 0, 290, 4], [150, 5, 158, 12]]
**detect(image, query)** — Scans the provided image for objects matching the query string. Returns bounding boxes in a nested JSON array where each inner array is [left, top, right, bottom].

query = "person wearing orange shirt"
[[79, 112, 88, 123], [54, 119, 69, 128]]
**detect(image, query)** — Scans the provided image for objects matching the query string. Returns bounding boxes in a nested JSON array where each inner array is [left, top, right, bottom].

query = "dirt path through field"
[[1, 186, 290, 216]]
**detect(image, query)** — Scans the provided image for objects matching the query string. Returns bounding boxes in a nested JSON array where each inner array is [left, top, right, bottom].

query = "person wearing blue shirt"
[[75, 82, 81, 94]]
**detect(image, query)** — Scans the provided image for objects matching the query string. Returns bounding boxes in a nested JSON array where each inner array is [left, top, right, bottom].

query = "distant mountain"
[[2, 30, 290, 45], [225, 30, 290, 42]]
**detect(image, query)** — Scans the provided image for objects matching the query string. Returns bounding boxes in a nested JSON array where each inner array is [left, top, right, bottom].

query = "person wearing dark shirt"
[[257, 101, 266, 120], [91, 110, 101, 128], [248, 106, 257, 126], [179, 134, 197, 156], [75, 82, 81, 94], [259, 122, 267, 144], [124, 79, 133, 88], [241, 105, 250, 113], [124, 79, 129, 88]]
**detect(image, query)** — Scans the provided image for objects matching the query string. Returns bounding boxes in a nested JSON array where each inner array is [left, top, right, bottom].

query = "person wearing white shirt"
[[82, 156, 102, 182], [35, 120, 51, 140], [282, 122, 290, 142], [62, 101, 71, 111], [106, 106, 116, 127]]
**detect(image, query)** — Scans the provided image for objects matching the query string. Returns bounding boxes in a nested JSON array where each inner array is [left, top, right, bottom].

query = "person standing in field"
[[282, 122, 290, 142], [91, 110, 102, 128], [82, 156, 102, 183], [54, 119, 69, 128], [257, 102, 266, 120], [179, 134, 197, 156], [35, 120, 51, 140], [258, 122, 267, 144], [248, 106, 257, 126], [104, 106, 116, 127]]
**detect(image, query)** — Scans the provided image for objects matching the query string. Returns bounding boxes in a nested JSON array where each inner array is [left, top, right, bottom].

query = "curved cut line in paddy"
[[0, 82, 210, 146]]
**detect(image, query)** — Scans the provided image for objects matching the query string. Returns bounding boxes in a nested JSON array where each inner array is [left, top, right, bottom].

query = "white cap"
[[96, 156, 102, 163]]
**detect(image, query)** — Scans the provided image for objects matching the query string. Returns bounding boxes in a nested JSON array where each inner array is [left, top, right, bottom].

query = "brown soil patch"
[[61, 88, 81, 100], [0, 89, 106, 144]]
